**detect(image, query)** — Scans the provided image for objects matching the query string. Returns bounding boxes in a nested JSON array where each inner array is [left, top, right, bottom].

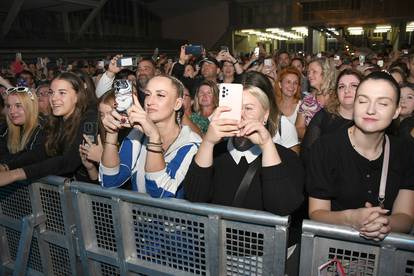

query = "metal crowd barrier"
[[299, 219, 414, 276], [0, 176, 79, 276], [70, 181, 290, 276], [4, 177, 414, 276]]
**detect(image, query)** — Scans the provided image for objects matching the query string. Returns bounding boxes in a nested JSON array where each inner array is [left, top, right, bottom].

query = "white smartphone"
[[264, 58, 272, 66], [254, 47, 260, 57], [359, 55, 365, 66], [218, 83, 243, 121], [377, 60, 384, 67]]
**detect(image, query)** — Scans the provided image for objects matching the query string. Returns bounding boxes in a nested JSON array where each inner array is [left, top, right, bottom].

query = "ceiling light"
[[348, 27, 363, 35], [374, 25, 391, 33]]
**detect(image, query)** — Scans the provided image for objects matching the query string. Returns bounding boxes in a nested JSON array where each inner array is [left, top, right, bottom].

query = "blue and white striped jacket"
[[99, 125, 201, 198]]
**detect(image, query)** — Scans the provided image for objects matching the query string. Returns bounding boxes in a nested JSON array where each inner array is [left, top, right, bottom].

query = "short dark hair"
[[19, 70, 34, 79], [290, 57, 305, 67], [359, 71, 401, 104]]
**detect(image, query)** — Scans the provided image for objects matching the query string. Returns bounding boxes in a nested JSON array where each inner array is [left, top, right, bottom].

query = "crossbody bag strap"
[[378, 135, 390, 208], [232, 157, 261, 207]]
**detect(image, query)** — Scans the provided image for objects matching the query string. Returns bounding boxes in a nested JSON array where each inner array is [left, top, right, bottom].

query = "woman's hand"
[[237, 119, 272, 147], [359, 215, 391, 241], [101, 109, 126, 134], [357, 202, 391, 241], [106, 55, 123, 77], [0, 169, 26, 187], [348, 202, 390, 232], [79, 148, 96, 170], [127, 94, 160, 141], [79, 135, 103, 163], [203, 106, 240, 146]]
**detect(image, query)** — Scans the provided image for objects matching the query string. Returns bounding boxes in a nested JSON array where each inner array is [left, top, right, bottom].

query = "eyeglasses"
[[6, 87, 35, 100]]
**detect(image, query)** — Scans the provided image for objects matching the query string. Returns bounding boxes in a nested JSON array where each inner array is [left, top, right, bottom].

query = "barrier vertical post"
[[207, 214, 220, 275], [12, 213, 45, 276]]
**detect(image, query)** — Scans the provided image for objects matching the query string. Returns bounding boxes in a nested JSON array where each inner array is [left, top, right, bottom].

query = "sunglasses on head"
[[6, 87, 35, 100]]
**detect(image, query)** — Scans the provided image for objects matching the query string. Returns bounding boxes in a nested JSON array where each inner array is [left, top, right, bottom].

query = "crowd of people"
[[0, 44, 413, 274]]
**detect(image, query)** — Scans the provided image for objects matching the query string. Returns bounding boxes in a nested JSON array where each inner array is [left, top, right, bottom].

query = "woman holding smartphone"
[[307, 71, 414, 241], [0, 72, 98, 186], [99, 75, 201, 198], [183, 74, 304, 216]]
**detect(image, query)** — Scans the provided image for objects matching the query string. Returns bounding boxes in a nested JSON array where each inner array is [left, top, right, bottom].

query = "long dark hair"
[[45, 72, 88, 156], [70, 69, 97, 108]]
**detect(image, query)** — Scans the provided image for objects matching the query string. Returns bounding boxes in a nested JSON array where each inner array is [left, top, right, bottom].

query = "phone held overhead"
[[185, 44, 203, 56], [117, 57, 137, 67]]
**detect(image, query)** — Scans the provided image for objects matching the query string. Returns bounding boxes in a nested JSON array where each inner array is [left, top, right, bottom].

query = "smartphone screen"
[[83, 122, 98, 144], [114, 79, 133, 114], [254, 47, 260, 57], [97, 60, 105, 68], [218, 83, 243, 121], [377, 60, 384, 67], [359, 55, 365, 66], [221, 46, 229, 52], [117, 57, 135, 67], [264, 58, 272, 66]]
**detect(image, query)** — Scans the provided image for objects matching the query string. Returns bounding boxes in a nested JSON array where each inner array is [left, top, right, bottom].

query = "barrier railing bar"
[[298, 231, 315, 276], [378, 246, 397, 276], [0, 215, 22, 231], [71, 191, 92, 274], [302, 219, 414, 250], [112, 197, 128, 276], [70, 182, 289, 227], [272, 225, 288, 275], [13, 213, 45, 276], [125, 262, 177, 276], [84, 250, 120, 268], [0, 226, 12, 274], [207, 214, 220, 276], [60, 179, 81, 275]]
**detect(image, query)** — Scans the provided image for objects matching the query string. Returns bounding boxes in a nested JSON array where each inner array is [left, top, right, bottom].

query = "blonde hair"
[[309, 57, 337, 96], [6, 91, 39, 153], [193, 80, 219, 113], [243, 85, 278, 137]]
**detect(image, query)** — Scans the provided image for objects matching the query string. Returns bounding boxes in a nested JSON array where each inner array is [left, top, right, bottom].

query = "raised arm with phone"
[[100, 75, 201, 198]]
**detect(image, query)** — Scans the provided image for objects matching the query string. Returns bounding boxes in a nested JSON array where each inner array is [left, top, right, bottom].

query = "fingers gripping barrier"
[[0, 176, 79, 276], [70, 181, 290, 276], [299, 220, 414, 276]]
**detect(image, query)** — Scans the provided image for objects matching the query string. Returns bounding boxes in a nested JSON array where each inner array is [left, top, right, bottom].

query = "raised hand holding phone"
[[204, 106, 240, 146], [127, 94, 159, 139]]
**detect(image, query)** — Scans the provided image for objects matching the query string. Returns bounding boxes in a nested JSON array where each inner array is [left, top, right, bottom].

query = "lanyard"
[[378, 135, 390, 208]]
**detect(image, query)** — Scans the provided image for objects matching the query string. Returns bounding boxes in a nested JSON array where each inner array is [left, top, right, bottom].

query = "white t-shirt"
[[272, 116, 300, 148], [285, 101, 301, 125]]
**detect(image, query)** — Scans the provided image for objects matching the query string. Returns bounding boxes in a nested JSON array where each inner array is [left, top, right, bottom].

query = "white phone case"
[[218, 83, 243, 121]]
